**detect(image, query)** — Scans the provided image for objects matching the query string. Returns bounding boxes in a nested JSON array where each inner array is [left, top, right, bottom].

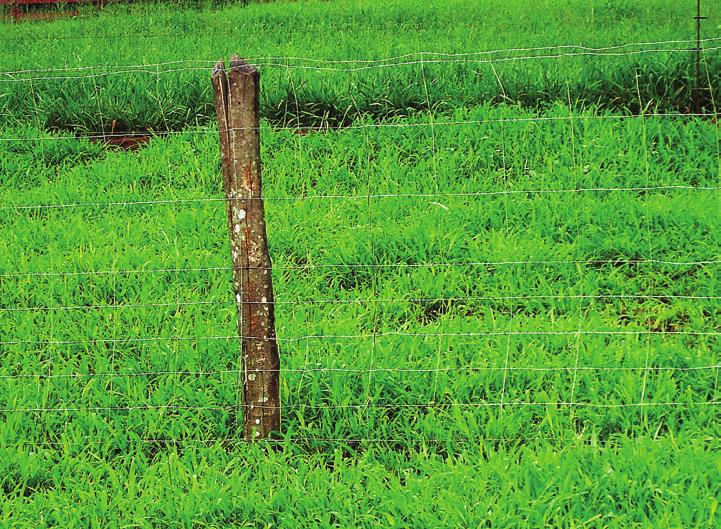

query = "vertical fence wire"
[[566, 82, 585, 416], [702, 46, 720, 405], [497, 69, 513, 414], [286, 60, 312, 410], [635, 71, 653, 407], [421, 55, 446, 408], [363, 101, 379, 431]]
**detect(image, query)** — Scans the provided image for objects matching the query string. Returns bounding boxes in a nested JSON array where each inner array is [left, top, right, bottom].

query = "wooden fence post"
[[211, 56, 280, 440]]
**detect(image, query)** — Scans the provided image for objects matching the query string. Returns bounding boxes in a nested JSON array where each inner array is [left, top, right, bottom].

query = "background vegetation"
[[1, 0, 720, 132]]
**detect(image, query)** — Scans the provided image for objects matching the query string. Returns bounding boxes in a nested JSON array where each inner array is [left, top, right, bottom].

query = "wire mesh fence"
[[0, 36, 719, 450]]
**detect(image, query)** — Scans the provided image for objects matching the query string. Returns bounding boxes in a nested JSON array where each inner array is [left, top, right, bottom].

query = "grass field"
[[1, 0, 721, 528], [1, 0, 720, 131]]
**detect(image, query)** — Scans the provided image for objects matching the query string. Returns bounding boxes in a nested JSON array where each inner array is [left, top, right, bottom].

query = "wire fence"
[[0, 35, 720, 450], [2, 36, 721, 76]]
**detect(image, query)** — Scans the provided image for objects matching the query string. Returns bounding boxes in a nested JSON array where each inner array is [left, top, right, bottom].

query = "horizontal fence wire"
[[1, 364, 719, 381], [2, 41, 721, 80], [1, 258, 719, 280], [4, 38, 720, 72], [1, 329, 720, 348], [1, 401, 720, 415], [0, 436, 607, 447], [1, 185, 719, 213], [8, 433, 705, 450], [0, 112, 718, 144], [0, 293, 720, 313]]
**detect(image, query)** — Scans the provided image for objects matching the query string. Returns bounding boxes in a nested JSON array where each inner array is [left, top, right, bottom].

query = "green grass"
[[1, 102, 720, 527], [1, 0, 720, 131], [2, 0, 721, 527]]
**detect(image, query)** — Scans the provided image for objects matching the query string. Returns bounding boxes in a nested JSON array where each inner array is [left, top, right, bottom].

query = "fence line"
[[1, 400, 719, 415], [3, 36, 721, 73], [1, 363, 720, 382], [1, 40, 719, 449], [2, 184, 718, 213], [1, 258, 719, 280], [9, 433, 706, 450], [2, 329, 719, 349], [1, 293, 719, 314], [3, 44, 721, 82], [1, 111, 717, 144], [0, 436, 611, 446]]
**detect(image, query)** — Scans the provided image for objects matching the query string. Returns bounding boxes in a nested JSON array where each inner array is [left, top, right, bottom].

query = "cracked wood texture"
[[211, 57, 280, 440]]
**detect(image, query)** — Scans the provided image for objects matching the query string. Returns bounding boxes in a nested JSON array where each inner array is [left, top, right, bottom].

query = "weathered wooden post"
[[211, 56, 280, 440]]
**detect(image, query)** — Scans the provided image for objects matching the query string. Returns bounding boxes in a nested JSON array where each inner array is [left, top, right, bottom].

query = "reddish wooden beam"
[[2, 0, 105, 21], [0, 1, 96, 4]]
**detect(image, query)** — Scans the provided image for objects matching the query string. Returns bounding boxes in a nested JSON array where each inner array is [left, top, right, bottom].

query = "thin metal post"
[[694, 0, 707, 114]]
